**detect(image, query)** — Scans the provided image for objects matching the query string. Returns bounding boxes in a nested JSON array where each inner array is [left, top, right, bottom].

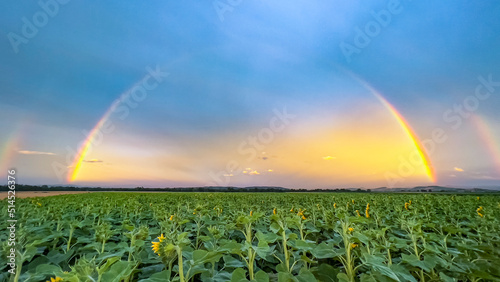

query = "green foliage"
[[1, 192, 499, 281]]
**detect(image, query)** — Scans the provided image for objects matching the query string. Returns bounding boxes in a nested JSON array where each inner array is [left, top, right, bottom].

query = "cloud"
[[454, 167, 464, 172], [322, 156, 336, 160], [84, 159, 103, 163], [18, 150, 55, 155]]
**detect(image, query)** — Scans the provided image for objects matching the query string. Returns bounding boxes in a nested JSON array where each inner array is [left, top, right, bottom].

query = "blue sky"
[[1, 0, 500, 188]]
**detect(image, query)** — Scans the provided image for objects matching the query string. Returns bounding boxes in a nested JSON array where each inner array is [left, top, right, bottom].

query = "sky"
[[1, 0, 500, 189]]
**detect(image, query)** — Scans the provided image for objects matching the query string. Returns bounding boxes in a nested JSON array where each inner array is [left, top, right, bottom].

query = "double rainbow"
[[67, 71, 437, 184]]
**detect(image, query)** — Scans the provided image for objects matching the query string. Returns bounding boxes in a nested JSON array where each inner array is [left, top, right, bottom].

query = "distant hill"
[[1, 184, 499, 193], [0, 184, 292, 193], [371, 186, 499, 193]]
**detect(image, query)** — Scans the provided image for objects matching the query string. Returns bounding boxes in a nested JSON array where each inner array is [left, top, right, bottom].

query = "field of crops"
[[1, 192, 499, 282]]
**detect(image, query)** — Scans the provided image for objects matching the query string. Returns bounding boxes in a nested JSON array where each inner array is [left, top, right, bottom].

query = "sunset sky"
[[1, 1, 500, 188]]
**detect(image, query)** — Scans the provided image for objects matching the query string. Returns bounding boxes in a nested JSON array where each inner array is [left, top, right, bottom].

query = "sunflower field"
[[1, 192, 499, 282]]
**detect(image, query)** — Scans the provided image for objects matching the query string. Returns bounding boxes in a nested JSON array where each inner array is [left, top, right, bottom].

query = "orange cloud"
[[84, 159, 103, 163]]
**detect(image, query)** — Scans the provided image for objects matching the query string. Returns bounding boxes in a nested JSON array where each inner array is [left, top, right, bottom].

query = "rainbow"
[[0, 133, 21, 175], [66, 107, 115, 182], [372, 91, 436, 182], [0, 121, 29, 176], [67, 77, 150, 182], [471, 114, 500, 175], [345, 71, 436, 183]]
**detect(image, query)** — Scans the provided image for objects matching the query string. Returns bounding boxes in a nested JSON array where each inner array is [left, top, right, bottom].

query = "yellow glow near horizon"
[[70, 96, 435, 188]]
